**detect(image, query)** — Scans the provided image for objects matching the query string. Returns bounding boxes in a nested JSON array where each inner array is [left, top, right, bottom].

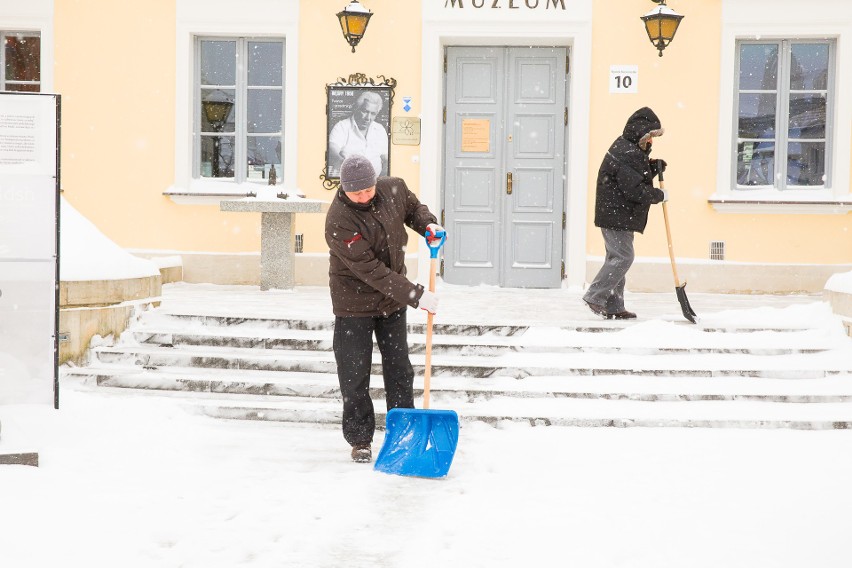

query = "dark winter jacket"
[[325, 177, 437, 317], [594, 107, 666, 234]]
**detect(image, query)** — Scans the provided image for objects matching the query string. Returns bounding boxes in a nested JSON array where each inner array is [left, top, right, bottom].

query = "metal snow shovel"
[[659, 171, 698, 324], [374, 230, 459, 478]]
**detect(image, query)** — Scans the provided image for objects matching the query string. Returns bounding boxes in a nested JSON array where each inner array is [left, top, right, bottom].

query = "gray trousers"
[[583, 228, 635, 314]]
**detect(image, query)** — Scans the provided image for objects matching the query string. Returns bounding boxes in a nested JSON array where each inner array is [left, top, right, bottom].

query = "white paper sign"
[[609, 65, 638, 94], [0, 95, 57, 175]]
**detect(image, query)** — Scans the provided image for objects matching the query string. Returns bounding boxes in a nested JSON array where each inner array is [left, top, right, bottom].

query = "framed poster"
[[322, 74, 395, 190]]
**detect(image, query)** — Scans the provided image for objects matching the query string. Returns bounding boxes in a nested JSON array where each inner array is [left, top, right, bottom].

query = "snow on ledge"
[[826, 270, 852, 295], [60, 197, 160, 282]]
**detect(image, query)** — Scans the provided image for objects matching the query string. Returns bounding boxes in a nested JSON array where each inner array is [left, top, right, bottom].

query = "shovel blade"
[[675, 283, 698, 324], [374, 408, 459, 478]]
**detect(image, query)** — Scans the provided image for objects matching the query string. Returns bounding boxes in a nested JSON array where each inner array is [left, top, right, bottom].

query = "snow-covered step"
[[61, 363, 852, 404], [138, 313, 528, 336], [129, 327, 835, 357], [90, 343, 852, 380], [64, 371, 852, 430], [192, 393, 852, 431], [66, 288, 852, 431], [139, 311, 813, 335]]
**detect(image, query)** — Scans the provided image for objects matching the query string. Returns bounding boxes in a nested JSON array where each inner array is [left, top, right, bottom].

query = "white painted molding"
[[419, 0, 593, 289], [171, 0, 300, 202]]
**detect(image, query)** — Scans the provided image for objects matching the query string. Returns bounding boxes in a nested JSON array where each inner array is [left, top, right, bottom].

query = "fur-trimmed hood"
[[622, 106, 664, 144]]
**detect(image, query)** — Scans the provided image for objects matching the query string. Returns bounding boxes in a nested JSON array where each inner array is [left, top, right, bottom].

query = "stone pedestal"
[[220, 196, 328, 290]]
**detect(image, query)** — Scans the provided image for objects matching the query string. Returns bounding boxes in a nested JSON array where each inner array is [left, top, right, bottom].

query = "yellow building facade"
[[4, 0, 851, 293]]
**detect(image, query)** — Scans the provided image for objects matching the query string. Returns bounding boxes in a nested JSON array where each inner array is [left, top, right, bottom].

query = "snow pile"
[[60, 197, 159, 281], [826, 270, 852, 294]]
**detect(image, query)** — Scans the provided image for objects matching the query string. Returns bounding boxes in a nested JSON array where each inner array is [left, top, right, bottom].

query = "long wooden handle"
[[659, 178, 682, 287], [423, 257, 437, 409]]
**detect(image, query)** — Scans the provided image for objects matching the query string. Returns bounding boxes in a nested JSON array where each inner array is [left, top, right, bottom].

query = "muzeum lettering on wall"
[[444, 0, 566, 9]]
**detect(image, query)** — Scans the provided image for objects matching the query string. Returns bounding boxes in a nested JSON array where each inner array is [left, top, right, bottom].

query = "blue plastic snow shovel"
[[374, 230, 459, 478]]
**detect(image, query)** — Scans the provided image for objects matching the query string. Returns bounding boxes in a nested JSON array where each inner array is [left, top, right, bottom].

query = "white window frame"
[[712, 0, 852, 214], [194, 36, 285, 184], [167, 0, 299, 205], [1, 30, 42, 92], [733, 39, 834, 191], [0, 0, 54, 93]]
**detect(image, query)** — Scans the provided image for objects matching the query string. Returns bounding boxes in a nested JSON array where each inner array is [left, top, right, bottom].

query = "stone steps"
[[62, 364, 852, 403], [128, 328, 832, 356], [87, 343, 851, 380], [138, 311, 812, 335], [64, 306, 852, 430], [61, 372, 852, 430]]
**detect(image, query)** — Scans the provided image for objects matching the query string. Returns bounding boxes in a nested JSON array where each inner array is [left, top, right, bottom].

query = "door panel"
[[444, 47, 567, 288], [504, 47, 566, 287], [514, 167, 554, 209], [455, 222, 495, 266], [444, 47, 504, 285], [444, 46, 566, 288], [511, 222, 553, 266]]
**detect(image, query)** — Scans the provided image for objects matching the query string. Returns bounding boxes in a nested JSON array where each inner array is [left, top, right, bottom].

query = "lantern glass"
[[641, 3, 684, 55], [337, 1, 373, 52], [204, 101, 230, 125], [340, 13, 369, 36], [659, 17, 680, 40], [201, 90, 234, 130]]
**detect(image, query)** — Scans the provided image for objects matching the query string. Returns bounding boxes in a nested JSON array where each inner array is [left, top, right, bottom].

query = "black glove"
[[650, 158, 667, 178]]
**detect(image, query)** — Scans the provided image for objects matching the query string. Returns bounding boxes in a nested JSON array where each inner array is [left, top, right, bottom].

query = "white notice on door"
[[461, 119, 490, 153], [609, 65, 638, 94]]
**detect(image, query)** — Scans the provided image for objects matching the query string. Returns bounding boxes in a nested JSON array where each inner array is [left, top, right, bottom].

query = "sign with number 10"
[[609, 65, 638, 94]]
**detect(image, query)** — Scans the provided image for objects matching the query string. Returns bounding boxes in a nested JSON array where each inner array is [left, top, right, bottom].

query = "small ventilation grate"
[[295, 233, 304, 254], [710, 241, 725, 261]]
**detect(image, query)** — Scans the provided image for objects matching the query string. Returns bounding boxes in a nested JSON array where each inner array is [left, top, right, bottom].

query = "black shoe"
[[351, 444, 372, 463], [583, 299, 609, 318], [611, 310, 637, 320]]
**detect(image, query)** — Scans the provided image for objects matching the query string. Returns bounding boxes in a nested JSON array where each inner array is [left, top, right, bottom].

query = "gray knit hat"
[[340, 154, 377, 192]]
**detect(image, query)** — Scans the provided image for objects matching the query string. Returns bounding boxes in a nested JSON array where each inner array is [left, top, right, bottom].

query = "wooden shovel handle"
[[659, 175, 682, 287], [423, 258, 436, 409]]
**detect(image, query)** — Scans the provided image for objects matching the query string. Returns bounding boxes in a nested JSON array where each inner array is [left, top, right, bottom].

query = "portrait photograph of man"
[[326, 86, 391, 179]]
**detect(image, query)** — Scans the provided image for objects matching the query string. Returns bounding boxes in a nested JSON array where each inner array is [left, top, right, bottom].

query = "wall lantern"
[[337, 0, 373, 53], [640, 0, 684, 57], [201, 90, 234, 177], [201, 89, 234, 130]]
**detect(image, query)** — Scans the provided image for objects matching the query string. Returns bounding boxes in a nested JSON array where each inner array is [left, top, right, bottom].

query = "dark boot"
[[351, 444, 372, 463]]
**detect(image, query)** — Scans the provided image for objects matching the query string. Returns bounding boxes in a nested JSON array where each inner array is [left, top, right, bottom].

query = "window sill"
[[708, 191, 852, 214], [164, 180, 269, 205]]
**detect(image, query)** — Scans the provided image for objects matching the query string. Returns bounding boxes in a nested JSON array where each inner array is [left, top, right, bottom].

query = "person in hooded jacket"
[[325, 154, 444, 463], [583, 106, 668, 320]]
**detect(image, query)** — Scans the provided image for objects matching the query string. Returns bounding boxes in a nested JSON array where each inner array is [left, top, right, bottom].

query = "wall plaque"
[[391, 117, 421, 145]]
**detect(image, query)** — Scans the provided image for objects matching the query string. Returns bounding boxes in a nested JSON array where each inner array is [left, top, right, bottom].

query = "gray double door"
[[443, 46, 568, 288]]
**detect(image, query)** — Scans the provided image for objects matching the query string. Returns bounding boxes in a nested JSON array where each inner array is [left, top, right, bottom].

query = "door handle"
[[506, 172, 513, 195]]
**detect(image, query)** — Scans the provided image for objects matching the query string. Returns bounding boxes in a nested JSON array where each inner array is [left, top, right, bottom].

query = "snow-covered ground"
[[2, 384, 852, 568], [3, 202, 851, 566], [3, 283, 852, 567]]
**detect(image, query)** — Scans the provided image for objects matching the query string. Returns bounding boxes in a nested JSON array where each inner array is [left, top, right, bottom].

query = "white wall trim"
[[420, 2, 592, 289], [715, 0, 852, 207], [0, 0, 55, 93], [170, 0, 300, 203]]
